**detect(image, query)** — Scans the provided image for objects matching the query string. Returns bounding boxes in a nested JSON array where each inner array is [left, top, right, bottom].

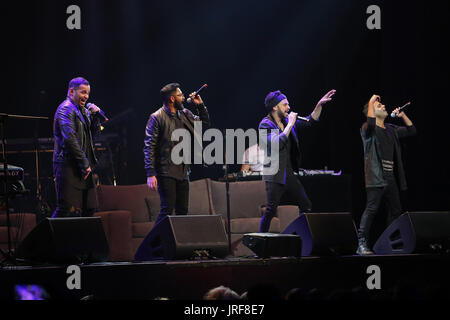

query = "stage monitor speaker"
[[134, 215, 229, 261], [15, 217, 109, 264], [282, 213, 358, 256], [242, 233, 302, 258], [373, 212, 450, 254]]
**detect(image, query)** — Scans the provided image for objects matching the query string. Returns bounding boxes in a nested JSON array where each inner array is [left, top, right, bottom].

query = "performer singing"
[[357, 95, 416, 255], [52, 77, 102, 218], [258, 89, 336, 232], [144, 83, 210, 224]]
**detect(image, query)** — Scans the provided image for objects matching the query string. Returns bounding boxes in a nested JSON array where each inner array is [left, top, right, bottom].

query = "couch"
[[208, 179, 280, 256], [95, 178, 213, 261], [0, 212, 36, 252], [95, 178, 285, 260]]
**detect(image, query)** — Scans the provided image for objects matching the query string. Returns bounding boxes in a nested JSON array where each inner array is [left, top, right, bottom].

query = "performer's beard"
[[276, 106, 287, 121], [174, 100, 184, 110]]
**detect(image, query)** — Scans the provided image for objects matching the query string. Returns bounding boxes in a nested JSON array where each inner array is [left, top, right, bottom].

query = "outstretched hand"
[[318, 89, 337, 106]]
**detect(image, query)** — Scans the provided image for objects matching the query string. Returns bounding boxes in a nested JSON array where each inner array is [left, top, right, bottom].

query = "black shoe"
[[356, 244, 374, 255], [356, 238, 374, 255]]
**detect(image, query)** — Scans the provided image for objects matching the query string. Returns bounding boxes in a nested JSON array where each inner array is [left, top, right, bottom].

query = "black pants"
[[260, 172, 312, 233], [155, 176, 189, 225], [358, 175, 402, 242], [52, 163, 97, 218]]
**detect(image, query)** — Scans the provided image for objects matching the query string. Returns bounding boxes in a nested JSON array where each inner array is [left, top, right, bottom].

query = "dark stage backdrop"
[[3, 1, 450, 223]]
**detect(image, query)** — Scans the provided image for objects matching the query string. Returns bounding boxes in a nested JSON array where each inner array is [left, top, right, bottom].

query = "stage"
[[1, 254, 450, 300], [2, 0, 450, 306]]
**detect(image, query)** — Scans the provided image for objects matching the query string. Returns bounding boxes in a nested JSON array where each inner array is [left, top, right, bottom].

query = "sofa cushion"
[[0, 226, 19, 243], [0, 213, 36, 242], [144, 197, 159, 221], [144, 193, 161, 220], [277, 205, 300, 232], [131, 237, 145, 260], [209, 180, 227, 216], [188, 178, 214, 215], [94, 210, 132, 261], [210, 180, 267, 219], [230, 217, 280, 233], [97, 184, 158, 223], [132, 221, 155, 238]]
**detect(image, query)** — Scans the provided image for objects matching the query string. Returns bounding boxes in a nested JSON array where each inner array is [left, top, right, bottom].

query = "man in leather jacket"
[[52, 77, 102, 218], [258, 89, 336, 233], [144, 83, 210, 224], [357, 94, 416, 255]]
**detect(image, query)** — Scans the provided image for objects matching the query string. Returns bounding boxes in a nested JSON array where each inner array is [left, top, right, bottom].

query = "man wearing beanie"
[[258, 89, 336, 232]]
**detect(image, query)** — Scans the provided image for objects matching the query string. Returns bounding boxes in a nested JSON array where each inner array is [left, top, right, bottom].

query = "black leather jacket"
[[361, 117, 416, 190], [53, 98, 100, 171], [144, 104, 210, 178]]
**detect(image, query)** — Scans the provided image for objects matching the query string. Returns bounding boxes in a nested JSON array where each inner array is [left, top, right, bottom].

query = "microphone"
[[289, 108, 310, 122], [297, 116, 310, 122], [186, 84, 208, 104], [391, 101, 411, 118], [86, 103, 109, 122]]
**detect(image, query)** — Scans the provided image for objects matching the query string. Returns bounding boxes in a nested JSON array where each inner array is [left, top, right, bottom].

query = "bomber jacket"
[[361, 117, 417, 190], [143, 104, 210, 180], [53, 98, 101, 172], [259, 113, 318, 184]]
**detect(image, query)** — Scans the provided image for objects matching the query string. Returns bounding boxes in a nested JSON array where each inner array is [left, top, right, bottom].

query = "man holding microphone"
[[258, 89, 336, 233], [144, 83, 210, 224], [52, 77, 103, 218], [357, 95, 416, 255]]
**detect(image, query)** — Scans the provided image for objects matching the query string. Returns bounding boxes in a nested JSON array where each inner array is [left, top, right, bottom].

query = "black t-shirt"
[[80, 107, 95, 167], [375, 126, 394, 174]]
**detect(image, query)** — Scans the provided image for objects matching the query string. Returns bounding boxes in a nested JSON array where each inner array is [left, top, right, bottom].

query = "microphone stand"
[[223, 150, 232, 256], [35, 91, 52, 220], [0, 113, 49, 265]]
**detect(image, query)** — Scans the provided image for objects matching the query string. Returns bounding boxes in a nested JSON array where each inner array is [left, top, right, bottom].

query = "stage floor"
[[1, 254, 450, 300]]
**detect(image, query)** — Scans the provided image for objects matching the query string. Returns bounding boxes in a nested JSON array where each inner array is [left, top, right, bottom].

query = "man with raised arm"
[[357, 94, 416, 255], [258, 89, 336, 233]]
